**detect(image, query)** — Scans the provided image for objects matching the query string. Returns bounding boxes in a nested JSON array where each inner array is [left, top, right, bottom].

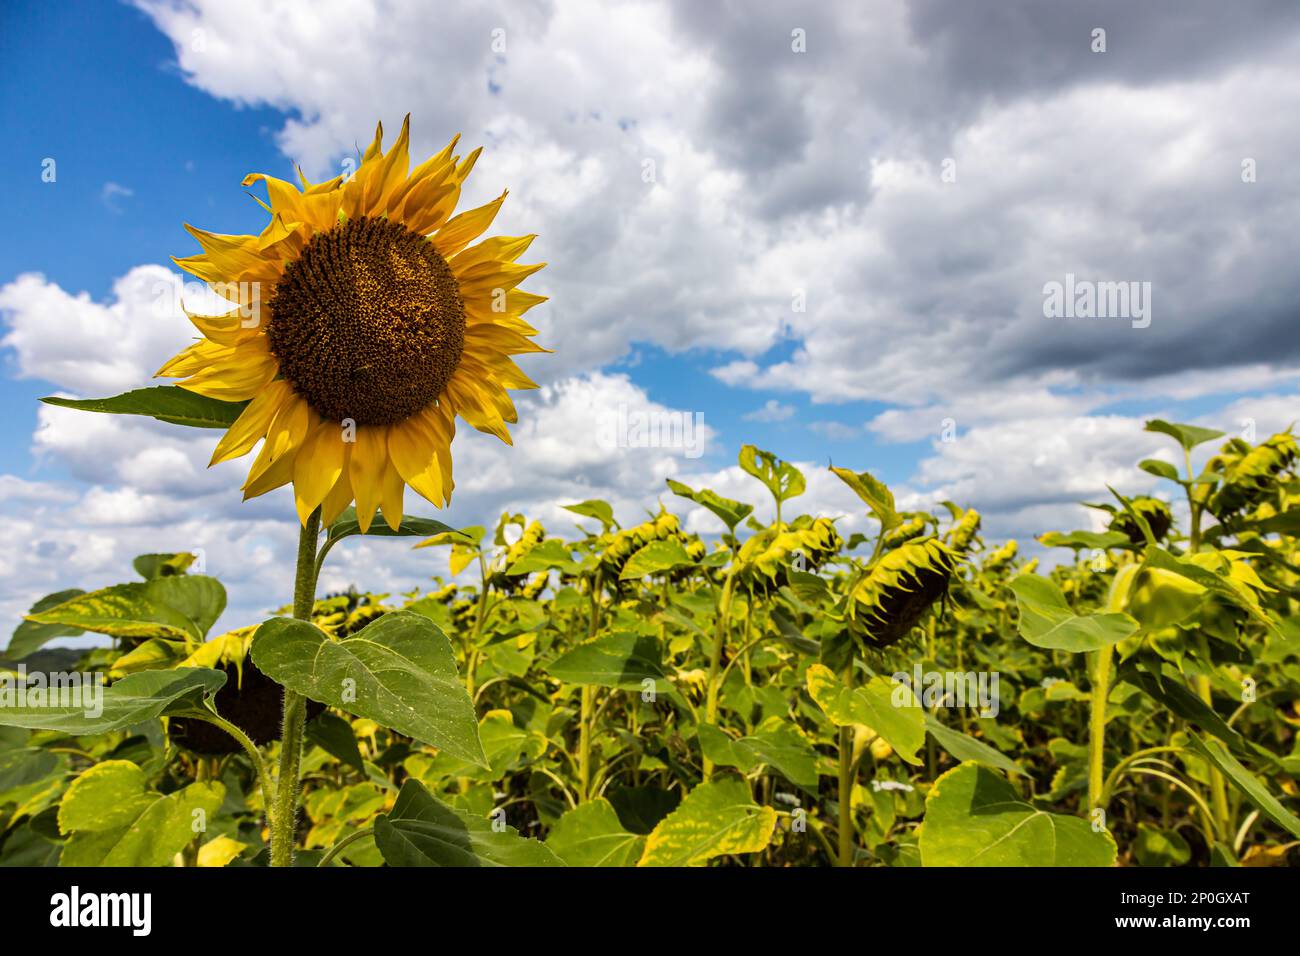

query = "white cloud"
[[100, 181, 134, 213], [1, 266, 195, 395], [743, 399, 795, 423]]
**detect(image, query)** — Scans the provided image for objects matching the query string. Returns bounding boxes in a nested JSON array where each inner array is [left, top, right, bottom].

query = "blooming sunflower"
[[158, 116, 547, 530]]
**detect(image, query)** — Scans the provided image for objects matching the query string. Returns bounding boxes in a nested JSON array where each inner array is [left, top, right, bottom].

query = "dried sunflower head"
[[1208, 432, 1298, 520], [1109, 496, 1173, 545], [848, 537, 960, 647]]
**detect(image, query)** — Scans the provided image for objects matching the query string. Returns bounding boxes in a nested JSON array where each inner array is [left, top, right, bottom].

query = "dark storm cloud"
[[672, 0, 1300, 400]]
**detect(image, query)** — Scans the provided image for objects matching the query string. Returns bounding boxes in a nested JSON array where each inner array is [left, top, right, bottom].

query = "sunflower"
[[158, 115, 547, 530], [848, 537, 960, 647]]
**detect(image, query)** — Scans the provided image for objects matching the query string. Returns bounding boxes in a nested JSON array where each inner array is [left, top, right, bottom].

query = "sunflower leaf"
[[250, 610, 487, 766], [665, 479, 753, 532], [40, 387, 247, 429], [374, 779, 563, 866], [0, 669, 226, 735], [328, 506, 454, 541]]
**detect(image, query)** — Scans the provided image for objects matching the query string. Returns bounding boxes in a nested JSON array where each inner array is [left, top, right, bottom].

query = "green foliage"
[[4, 425, 1299, 869]]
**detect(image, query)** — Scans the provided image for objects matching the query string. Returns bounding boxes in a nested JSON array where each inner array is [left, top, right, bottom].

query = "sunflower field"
[[1, 121, 1298, 874], [2, 416, 1298, 869]]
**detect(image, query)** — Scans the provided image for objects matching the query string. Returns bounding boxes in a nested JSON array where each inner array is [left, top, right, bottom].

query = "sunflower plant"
[[24, 117, 548, 866]]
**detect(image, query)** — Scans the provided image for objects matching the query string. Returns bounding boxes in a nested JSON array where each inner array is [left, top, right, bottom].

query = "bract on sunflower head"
[[157, 116, 549, 532]]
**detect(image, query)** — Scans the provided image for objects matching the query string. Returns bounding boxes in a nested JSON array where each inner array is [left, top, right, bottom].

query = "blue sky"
[[1, 0, 1297, 637]]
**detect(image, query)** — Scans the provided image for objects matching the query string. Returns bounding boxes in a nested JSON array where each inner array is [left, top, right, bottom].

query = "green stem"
[[1182, 450, 1230, 841], [702, 571, 736, 781], [1196, 674, 1231, 839], [837, 664, 856, 867], [1087, 643, 1113, 814], [577, 570, 603, 801], [184, 711, 275, 811], [464, 553, 492, 702], [1087, 571, 1134, 816], [578, 685, 594, 801], [269, 507, 321, 868], [317, 827, 375, 867]]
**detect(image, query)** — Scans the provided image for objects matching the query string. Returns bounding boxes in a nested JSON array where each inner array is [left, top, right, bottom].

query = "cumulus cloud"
[[130, 0, 1300, 416], [743, 399, 795, 423]]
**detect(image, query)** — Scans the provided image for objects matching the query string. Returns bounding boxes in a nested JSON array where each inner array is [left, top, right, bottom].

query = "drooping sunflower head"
[[1108, 495, 1173, 545], [848, 537, 960, 648], [158, 116, 548, 530]]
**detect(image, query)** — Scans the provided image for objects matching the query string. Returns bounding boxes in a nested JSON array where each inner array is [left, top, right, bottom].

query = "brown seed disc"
[[267, 216, 466, 426]]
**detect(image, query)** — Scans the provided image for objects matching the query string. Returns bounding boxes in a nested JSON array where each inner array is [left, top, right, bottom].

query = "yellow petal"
[[366, 113, 411, 212], [456, 260, 546, 299], [348, 425, 388, 534], [242, 397, 310, 497], [319, 444, 355, 526], [387, 414, 446, 507], [443, 373, 511, 444], [177, 347, 278, 401], [431, 191, 506, 258], [378, 456, 405, 531], [209, 380, 292, 466], [293, 420, 348, 524], [450, 234, 536, 273]]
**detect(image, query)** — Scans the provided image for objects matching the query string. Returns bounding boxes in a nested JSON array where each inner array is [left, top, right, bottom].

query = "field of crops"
[[2, 423, 1297, 868]]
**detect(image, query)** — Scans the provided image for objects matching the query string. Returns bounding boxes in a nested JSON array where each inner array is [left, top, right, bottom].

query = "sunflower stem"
[[578, 570, 604, 801], [270, 507, 321, 868], [836, 662, 856, 867], [702, 570, 737, 782]]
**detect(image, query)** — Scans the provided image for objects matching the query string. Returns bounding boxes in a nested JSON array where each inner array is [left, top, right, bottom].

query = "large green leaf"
[[545, 631, 678, 700], [698, 721, 818, 788], [1186, 735, 1300, 839], [924, 714, 1023, 775], [374, 779, 563, 866], [250, 610, 486, 766], [919, 762, 1116, 866], [504, 539, 579, 575], [665, 478, 753, 532], [327, 506, 454, 542], [639, 777, 775, 866], [1008, 575, 1138, 651], [619, 539, 695, 580], [1144, 419, 1224, 452], [41, 386, 247, 429], [546, 798, 645, 866], [805, 664, 924, 765], [0, 668, 225, 734], [143, 575, 226, 638], [828, 467, 900, 531], [562, 500, 617, 532], [738, 445, 806, 505], [58, 761, 225, 866], [24, 576, 225, 641], [6, 589, 87, 660]]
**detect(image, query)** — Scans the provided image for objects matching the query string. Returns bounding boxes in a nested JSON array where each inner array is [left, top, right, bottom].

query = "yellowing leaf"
[[638, 778, 774, 867]]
